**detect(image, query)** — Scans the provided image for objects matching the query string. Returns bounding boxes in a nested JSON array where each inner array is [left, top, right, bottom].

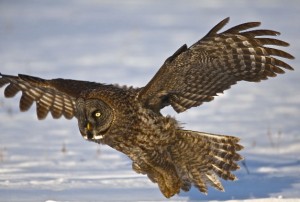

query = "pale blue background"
[[0, 1, 299, 201]]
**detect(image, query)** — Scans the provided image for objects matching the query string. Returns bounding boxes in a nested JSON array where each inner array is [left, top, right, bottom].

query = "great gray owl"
[[0, 18, 294, 198]]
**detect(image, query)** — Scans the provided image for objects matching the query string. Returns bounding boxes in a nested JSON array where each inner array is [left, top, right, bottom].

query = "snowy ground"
[[0, 1, 300, 202]]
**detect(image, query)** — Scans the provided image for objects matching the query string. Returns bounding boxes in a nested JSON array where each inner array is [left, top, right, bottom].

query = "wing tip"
[[223, 16, 230, 23], [205, 17, 230, 37]]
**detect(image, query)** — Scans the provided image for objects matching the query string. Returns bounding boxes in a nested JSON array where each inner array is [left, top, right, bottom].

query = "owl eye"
[[92, 111, 101, 118]]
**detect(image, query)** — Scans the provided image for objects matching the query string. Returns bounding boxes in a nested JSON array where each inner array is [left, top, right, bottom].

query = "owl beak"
[[86, 122, 93, 131], [83, 122, 105, 141], [80, 122, 93, 140]]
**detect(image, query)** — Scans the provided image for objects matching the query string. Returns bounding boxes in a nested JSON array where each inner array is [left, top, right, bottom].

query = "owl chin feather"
[[93, 134, 105, 140], [81, 130, 105, 140]]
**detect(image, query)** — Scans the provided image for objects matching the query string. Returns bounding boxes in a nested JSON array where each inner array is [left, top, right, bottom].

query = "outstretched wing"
[[0, 73, 100, 119], [138, 17, 294, 113]]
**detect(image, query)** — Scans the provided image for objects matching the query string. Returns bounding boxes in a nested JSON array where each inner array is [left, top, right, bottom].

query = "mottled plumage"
[[0, 18, 294, 198]]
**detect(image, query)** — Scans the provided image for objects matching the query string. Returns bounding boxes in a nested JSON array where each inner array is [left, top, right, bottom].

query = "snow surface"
[[0, 0, 299, 201]]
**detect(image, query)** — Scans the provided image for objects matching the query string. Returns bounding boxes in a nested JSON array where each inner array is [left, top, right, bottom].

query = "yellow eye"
[[94, 111, 101, 118]]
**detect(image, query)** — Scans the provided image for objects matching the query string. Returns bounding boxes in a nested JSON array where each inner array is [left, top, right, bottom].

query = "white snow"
[[0, 0, 299, 201]]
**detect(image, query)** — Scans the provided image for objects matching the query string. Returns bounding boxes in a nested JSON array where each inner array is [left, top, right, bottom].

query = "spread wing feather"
[[0, 74, 100, 119], [138, 17, 294, 113]]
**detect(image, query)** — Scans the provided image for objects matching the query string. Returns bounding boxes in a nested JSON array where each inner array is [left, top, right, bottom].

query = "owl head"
[[76, 97, 114, 142]]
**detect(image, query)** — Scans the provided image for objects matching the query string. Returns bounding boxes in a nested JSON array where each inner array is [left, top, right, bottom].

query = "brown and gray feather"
[[138, 17, 294, 113], [0, 17, 294, 198]]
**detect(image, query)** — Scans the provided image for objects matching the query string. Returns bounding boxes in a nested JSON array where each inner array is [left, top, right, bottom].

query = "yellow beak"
[[86, 122, 92, 131]]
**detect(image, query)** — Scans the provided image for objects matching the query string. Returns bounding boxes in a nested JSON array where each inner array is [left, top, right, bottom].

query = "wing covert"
[[138, 17, 294, 113]]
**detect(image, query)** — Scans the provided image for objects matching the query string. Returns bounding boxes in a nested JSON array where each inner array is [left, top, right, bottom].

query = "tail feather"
[[205, 171, 224, 191], [170, 129, 243, 194], [191, 168, 208, 193], [130, 129, 243, 198]]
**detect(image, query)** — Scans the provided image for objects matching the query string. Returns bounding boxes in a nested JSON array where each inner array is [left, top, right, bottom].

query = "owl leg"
[[132, 156, 181, 198]]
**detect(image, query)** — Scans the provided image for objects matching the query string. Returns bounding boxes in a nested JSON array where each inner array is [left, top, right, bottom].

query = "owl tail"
[[132, 129, 243, 198], [170, 130, 244, 195]]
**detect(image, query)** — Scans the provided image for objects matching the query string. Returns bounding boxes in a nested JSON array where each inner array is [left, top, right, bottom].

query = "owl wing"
[[138, 17, 294, 113], [0, 73, 100, 119]]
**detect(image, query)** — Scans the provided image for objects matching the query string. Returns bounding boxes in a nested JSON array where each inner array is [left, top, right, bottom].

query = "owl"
[[0, 17, 294, 198]]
